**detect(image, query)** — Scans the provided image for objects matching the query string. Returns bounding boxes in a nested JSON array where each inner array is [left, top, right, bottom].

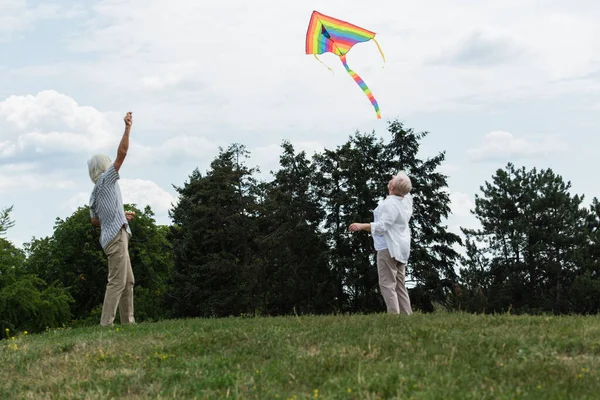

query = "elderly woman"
[[349, 171, 413, 315], [88, 112, 136, 326]]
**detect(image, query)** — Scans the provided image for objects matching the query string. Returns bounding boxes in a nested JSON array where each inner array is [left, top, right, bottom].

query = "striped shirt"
[[89, 164, 131, 250]]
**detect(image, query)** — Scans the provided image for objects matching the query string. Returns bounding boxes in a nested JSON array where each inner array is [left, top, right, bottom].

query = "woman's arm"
[[349, 201, 398, 234], [349, 222, 371, 232]]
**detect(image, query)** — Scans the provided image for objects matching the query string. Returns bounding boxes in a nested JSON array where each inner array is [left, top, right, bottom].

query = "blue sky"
[[1, 0, 600, 250]]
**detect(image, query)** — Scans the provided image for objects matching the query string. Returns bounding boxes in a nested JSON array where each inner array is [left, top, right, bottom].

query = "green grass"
[[2, 312, 600, 399]]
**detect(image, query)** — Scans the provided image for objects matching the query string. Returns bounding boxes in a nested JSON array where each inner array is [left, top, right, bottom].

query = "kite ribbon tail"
[[340, 54, 381, 119], [314, 54, 334, 74], [372, 38, 386, 67]]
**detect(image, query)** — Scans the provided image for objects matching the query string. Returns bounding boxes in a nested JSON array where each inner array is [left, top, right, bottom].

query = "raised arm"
[[114, 112, 132, 173]]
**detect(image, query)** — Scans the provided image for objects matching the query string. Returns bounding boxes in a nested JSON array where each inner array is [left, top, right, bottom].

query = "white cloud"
[[120, 179, 176, 214], [130, 135, 222, 166], [467, 130, 569, 162], [449, 192, 475, 218], [429, 29, 524, 66], [63, 191, 89, 212], [0, 0, 84, 41], [0, 90, 221, 168], [3, 0, 600, 250], [43, 0, 600, 130], [64, 179, 176, 217], [439, 163, 460, 175], [0, 90, 117, 157], [249, 141, 325, 178], [0, 163, 74, 191]]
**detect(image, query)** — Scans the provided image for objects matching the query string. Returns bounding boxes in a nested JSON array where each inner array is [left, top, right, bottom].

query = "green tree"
[[24, 205, 172, 322], [0, 206, 15, 237], [168, 144, 260, 317], [565, 197, 600, 314], [461, 163, 592, 313], [254, 141, 336, 315], [313, 132, 387, 312], [383, 120, 462, 311], [312, 120, 461, 313], [0, 208, 72, 337]]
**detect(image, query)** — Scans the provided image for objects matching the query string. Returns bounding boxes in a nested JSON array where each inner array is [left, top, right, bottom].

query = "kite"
[[305, 10, 385, 119]]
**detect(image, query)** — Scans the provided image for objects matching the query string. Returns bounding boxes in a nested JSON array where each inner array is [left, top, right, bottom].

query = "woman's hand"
[[349, 223, 370, 232]]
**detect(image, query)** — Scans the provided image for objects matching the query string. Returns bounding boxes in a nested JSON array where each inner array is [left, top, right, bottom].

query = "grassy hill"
[[2, 312, 600, 399]]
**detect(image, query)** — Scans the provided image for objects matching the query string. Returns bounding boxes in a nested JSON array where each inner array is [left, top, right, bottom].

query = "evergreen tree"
[[0, 206, 15, 237], [383, 120, 462, 310], [312, 119, 460, 312], [168, 144, 260, 317], [254, 141, 336, 315], [461, 163, 592, 313]]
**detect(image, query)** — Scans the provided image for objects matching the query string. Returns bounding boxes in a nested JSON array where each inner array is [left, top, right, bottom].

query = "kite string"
[[314, 54, 334, 74]]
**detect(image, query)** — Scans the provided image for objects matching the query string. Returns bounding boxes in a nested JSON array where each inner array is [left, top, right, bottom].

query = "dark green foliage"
[[10, 119, 600, 321], [0, 207, 73, 337], [384, 120, 462, 307], [24, 205, 172, 322], [0, 206, 15, 237], [254, 141, 336, 315], [312, 120, 461, 312], [313, 132, 388, 312], [168, 144, 260, 317], [167, 121, 461, 316], [460, 163, 599, 314]]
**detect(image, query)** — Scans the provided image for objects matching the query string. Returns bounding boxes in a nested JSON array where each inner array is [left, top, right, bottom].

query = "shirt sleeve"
[[89, 195, 97, 219], [370, 200, 400, 236], [102, 163, 120, 186]]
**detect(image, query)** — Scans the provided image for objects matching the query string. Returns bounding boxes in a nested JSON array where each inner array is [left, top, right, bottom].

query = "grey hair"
[[87, 154, 112, 184], [390, 171, 412, 196]]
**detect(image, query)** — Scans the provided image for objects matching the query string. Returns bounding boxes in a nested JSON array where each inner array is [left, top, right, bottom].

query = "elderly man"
[[349, 171, 413, 315], [87, 112, 136, 326]]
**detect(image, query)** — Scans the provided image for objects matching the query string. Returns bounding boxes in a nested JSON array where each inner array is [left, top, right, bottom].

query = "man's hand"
[[125, 211, 136, 221], [115, 112, 132, 173], [124, 112, 133, 128]]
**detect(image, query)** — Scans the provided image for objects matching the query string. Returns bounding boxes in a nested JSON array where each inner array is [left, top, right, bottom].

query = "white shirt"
[[370, 193, 413, 263], [372, 210, 388, 251]]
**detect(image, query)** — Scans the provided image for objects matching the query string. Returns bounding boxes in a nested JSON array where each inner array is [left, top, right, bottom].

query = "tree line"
[[1, 119, 599, 337]]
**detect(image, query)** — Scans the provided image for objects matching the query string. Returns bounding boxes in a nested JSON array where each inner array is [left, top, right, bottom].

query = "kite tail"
[[340, 54, 381, 119], [314, 54, 334, 74], [372, 38, 386, 67]]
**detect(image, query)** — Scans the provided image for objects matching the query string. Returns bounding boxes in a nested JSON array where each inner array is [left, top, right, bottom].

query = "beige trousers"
[[100, 227, 135, 326], [376, 248, 412, 315]]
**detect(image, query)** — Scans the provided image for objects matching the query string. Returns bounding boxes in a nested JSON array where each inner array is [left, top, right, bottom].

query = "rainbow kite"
[[305, 10, 385, 119]]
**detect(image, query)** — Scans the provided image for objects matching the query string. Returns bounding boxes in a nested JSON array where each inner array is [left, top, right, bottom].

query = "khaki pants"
[[100, 227, 135, 326], [376, 248, 412, 315]]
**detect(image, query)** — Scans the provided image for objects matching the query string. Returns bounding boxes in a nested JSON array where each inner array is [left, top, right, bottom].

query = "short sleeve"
[[89, 194, 97, 219], [102, 163, 120, 186]]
